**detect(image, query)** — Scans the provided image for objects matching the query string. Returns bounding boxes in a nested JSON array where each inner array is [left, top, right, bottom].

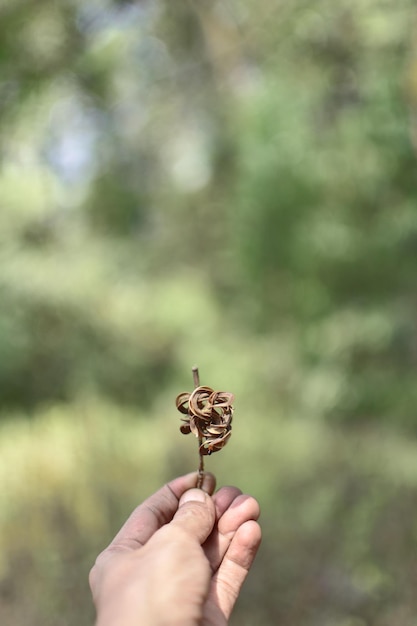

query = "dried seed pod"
[[175, 385, 234, 456]]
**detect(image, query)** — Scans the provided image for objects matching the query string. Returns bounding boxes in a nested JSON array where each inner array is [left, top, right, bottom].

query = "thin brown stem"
[[192, 365, 200, 388], [192, 365, 204, 488]]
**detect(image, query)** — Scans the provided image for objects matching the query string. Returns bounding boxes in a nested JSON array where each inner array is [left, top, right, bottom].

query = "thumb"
[[170, 488, 216, 545]]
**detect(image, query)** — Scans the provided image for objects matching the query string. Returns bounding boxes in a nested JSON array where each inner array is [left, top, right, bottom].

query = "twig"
[[192, 365, 205, 488]]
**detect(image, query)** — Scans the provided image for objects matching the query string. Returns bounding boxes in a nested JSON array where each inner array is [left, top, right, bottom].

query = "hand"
[[89, 472, 261, 626]]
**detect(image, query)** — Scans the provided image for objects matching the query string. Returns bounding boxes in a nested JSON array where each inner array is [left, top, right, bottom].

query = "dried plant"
[[175, 366, 234, 487]]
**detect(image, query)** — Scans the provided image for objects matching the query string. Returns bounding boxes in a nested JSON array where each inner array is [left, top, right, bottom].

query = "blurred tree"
[[222, 0, 417, 429]]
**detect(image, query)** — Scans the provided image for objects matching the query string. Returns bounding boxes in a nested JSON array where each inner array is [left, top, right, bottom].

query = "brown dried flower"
[[175, 385, 234, 456]]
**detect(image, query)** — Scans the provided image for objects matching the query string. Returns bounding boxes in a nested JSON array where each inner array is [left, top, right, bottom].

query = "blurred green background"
[[1, 0, 417, 624]]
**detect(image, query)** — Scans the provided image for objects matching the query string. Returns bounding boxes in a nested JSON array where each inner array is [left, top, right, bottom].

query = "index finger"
[[108, 472, 216, 552]]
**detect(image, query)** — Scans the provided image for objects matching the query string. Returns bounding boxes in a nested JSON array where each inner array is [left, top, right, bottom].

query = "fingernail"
[[179, 488, 207, 506]]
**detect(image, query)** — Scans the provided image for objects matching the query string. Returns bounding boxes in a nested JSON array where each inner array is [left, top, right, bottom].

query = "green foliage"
[[1, 0, 417, 624]]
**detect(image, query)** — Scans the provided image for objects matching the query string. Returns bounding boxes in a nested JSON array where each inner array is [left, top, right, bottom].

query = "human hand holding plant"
[[89, 368, 261, 625]]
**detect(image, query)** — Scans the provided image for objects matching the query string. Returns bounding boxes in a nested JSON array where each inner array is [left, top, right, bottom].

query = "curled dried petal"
[[200, 430, 232, 455], [189, 416, 203, 437], [176, 392, 191, 415], [208, 391, 235, 408], [205, 424, 228, 435], [188, 386, 214, 419]]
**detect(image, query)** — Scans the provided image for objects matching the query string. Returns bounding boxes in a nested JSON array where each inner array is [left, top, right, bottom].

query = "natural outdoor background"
[[1, 0, 417, 624]]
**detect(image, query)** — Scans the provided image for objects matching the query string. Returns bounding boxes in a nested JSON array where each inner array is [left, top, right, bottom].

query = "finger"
[[169, 488, 216, 544], [204, 493, 260, 574], [108, 472, 216, 552], [209, 520, 262, 619], [212, 486, 242, 520]]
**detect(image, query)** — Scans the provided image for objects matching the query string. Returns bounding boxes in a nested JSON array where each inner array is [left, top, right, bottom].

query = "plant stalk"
[[192, 365, 204, 488]]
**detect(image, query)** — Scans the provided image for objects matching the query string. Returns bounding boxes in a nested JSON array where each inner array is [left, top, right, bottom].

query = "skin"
[[89, 472, 262, 626]]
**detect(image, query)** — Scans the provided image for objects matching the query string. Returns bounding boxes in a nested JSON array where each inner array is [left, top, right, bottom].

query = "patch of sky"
[[42, 96, 104, 186], [76, 0, 157, 36]]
